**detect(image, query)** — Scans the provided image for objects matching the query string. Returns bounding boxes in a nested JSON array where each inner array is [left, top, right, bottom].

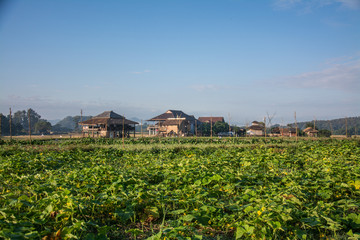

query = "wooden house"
[[79, 111, 138, 138], [271, 127, 297, 137], [281, 128, 297, 137], [147, 110, 197, 136], [247, 121, 264, 136], [303, 127, 319, 137]]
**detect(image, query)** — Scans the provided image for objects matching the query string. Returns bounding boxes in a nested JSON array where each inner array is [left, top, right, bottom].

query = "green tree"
[[27, 108, 41, 133], [213, 121, 229, 134], [318, 129, 331, 137], [1, 113, 23, 135], [198, 122, 211, 136], [0, 114, 10, 135], [13, 110, 27, 133], [35, 120, 52, 134]]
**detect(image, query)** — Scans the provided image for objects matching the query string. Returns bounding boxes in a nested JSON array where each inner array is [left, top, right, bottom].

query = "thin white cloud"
[[278, 54, 360, 91], [273, 0, 360, 11], [337, 0, 360, 9]]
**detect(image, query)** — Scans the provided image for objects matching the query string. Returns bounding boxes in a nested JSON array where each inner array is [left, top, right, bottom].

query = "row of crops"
[[0, 138, 360, 239]]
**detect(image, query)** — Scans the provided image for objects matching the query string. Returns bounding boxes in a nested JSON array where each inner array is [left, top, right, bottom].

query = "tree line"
[[0, 109, 51, 135], [0, 109, 91, 136]]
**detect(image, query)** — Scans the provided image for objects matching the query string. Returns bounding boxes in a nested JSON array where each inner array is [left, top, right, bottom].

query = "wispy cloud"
[[278, 54, 360, 91], [273, 0, 360, 11], [130, 70, 151, 75], [338, 0, 360, 9], [189, 84, 223, 92]]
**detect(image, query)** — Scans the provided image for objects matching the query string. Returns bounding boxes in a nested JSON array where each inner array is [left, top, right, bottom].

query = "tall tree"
[[198, 122, 211, 136], [35, 120, 52, 134], [13, 110, 27, 132], [27, 108, 41, 133]]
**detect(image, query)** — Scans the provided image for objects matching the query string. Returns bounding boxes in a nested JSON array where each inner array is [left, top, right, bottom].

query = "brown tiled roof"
[[281, 128, 297, 134], [147, 110, 195, 121], [93, 111, 124, 119], [198, 117, 224, 123], [303, 127, 318, 133], [249, 125, 264, 130], [79, 111, 138, 125]]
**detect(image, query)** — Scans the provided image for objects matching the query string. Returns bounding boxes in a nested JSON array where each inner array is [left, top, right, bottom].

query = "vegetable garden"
[[0, 138, 359, 239]]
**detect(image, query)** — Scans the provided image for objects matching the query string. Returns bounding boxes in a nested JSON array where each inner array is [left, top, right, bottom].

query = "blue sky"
[[0, 0, 359, 125]]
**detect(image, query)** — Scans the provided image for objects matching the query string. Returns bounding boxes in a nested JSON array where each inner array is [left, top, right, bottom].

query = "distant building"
[[247, 121, 264, 136], [271, 127, 297, 137], [79, 111, 138, 138], [281, 128, 297, 137], [147, 110, 197, 136], [303, 127, 319, 137]]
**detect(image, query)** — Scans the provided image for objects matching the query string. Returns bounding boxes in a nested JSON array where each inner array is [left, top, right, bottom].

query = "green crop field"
[[0, 138, 360, 239]]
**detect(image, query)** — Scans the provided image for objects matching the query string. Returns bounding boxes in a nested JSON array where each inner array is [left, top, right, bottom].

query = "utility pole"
[[328, 120, 333, 135], [195, 119, 197, 141], [228, 113, 231, 136], [345, 117, 348, 137], [122, 114, 125, 147], [294, 111, 298, 142], [81, 109, 83, 138], [264, 116, 267, 140], [28, 109, 32, 144], [9, 108, 12, 140], [210, 116, 213, 139], [141, 120, 143, 138]]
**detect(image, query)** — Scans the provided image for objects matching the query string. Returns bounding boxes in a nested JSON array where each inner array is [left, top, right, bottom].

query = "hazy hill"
[[52, 115, 91, 133], [290, 116, 360, 135], [48, 119, 61, 125]]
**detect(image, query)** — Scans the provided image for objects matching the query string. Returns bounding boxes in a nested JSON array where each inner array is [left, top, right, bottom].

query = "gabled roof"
[[198, 117, 224, 123], [249, 125, 264, 130], [303, 127, 319, 133], [93, 111, 124, 119], [147, 110, 195, 121], [281, 128, 297, 133], [79, 111, 138, 125]]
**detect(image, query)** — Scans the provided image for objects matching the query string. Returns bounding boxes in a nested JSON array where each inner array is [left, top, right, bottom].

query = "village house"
[[147, 110, 197, 136], [271, 127, 297, 137], [303, 127, 319, 137], [247, 121, 264, 136], [79, 111, 138, 138]]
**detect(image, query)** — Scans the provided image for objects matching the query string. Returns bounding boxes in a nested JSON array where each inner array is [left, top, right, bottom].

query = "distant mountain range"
[[288, 116, 360, 135]]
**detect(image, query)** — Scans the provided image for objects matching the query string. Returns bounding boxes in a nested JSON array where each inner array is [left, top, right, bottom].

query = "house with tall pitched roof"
[[147, 110, 197, 136], [79, 111, 138, 138], [247, 121, 264, 136], [303, 127, 319, 137]]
